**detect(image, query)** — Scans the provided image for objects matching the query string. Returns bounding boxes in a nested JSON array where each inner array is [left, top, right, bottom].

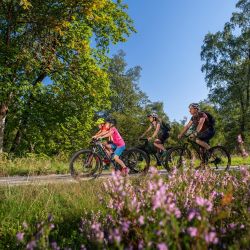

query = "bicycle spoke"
[[69, 150, 101, 177], [208, 146, 231, 171]]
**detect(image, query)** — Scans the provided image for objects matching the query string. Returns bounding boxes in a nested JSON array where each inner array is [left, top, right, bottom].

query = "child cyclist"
[[92, 118, 109, 139], [96, 118, 128, 175]]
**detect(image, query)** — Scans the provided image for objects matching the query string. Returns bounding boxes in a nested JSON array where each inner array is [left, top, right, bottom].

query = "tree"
[[0, 0, 135, 154], [201, 0, 250, 150], [106, 50, 150, 147]]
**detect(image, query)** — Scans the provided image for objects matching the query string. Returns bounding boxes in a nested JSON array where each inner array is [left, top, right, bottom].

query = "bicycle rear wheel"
[[164, 147, 192, 172], [208, 146, 231, 171], [122, 148, 150, 174], [69, 150, 102, 178]]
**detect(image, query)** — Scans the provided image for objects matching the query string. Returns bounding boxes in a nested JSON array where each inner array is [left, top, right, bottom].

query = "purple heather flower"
[[26, 240, 37, 250], [157, 242, 168, 250], [51, 241, 60, 250], [138, 215, 144, 225], [204, 231, 218, 244], [16, 232, 24, 241], [195, 196, 213, 212], [187, 227, 198, 237], [229, 223, 237, 229], [121, 220, 130, 232]]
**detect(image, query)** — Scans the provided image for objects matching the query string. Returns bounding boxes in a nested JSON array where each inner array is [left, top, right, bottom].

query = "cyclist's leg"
[[112, 146, 128, 174], [153, 133, 169, 152], [195, 129, 215, 150], [153, 139, 165, 151]]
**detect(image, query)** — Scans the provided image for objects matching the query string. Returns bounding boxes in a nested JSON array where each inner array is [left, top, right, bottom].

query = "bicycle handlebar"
[[139, 138, 148, 142]]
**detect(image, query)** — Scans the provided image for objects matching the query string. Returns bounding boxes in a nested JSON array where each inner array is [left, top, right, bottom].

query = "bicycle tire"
[[164, 146, 192, 171], [121, 148, 150, 174], [69, 149, 102, 178], [207, 146, 231, 171]]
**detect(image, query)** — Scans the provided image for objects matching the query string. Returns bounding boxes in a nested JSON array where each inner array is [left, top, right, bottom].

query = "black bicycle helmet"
[[105, 118, 117, 126]]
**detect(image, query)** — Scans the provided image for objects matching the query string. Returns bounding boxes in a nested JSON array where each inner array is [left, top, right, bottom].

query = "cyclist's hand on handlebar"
[[178, 134, 183, 140]]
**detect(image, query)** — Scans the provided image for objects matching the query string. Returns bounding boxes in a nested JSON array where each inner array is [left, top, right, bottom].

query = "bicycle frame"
[[180, 137, 208, 163], [137, 138, 166, 165], [91, 140, 118, 169]]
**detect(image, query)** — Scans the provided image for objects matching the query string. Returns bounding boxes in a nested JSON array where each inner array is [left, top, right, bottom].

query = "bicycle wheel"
[[69, 150, 102, 178], [207, 146, 231, 171], [121, 148, 150, 174], [164, 147, 192, 172]]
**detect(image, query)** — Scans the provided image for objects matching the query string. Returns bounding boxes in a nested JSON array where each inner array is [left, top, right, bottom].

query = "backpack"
[[161, 121, 171, 132], [202, 111, 215, 128]]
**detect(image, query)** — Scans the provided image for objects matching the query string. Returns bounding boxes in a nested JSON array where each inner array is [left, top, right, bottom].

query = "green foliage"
[[201, 0, 250, 151], [0, 0, 135, 155]]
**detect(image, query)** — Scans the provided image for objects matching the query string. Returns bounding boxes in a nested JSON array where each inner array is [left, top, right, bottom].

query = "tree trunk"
[[10, 72, 47, 153], [0, 103, 8, 153]]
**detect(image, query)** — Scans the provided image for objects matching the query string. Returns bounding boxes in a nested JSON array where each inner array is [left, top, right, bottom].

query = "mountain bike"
[[69, 139, 150, 178], [164, 136, 231, 171], [136, 138, 172, 169]]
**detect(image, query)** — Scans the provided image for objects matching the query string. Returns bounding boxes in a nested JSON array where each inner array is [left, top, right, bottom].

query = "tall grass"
[[0, 180, 107, 249], [0, 153, 249, 177], [0, 153, 69, 176]]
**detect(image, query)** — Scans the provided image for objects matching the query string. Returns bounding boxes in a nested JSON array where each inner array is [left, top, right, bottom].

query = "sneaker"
[[121, 167, 129, 176], [103, 164, 110, 170]]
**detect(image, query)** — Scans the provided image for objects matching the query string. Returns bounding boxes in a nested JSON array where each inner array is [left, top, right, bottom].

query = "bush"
[[15, 167, 250, 249]]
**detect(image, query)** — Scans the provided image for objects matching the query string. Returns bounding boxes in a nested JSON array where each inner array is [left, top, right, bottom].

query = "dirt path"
[[0, 166, 246, 186]]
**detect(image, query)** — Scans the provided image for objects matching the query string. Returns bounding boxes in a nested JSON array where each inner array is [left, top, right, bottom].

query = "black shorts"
[[157, 132, 169, 144], [197, 128, 215, 143]]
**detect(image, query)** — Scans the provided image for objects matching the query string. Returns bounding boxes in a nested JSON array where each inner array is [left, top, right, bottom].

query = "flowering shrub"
[[17, 167, 250, 249]]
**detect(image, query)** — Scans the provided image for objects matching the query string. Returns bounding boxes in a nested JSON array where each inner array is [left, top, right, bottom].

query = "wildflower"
[[157, 242, 168, 250], [109, 228, 121, 243], [51, 241, 60, 250], [16, 232, 24, 241], [91, 222, 104, 241], [229, 223, 237, 229], [204, 231, 218, 244], [138, 215, 144, 225], [121, 220, 130, 232], [187, 227, 198, 237], [149, 166, 158, 175], [195, 196, 213, 212], [26, 240, 37, 250]]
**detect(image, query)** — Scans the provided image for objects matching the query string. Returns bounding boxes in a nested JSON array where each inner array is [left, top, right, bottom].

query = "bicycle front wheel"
[[164, 147, 192, 172], [69, 150, 102, 178], [208, 146, 231, 171], [122, 148, 150, 174]]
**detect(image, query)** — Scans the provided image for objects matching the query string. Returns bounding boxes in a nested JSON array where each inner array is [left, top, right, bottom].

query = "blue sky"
[[110, 0, 238, 122]]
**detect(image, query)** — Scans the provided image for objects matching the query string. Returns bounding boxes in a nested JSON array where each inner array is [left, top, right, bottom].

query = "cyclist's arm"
[[179, 120, 193, 138], [196, 117, 205, 133], [98, 130, 113, 139], [140, 125, 152, 138], [93, 130, 102, 138], [151, 123, 160, 139]]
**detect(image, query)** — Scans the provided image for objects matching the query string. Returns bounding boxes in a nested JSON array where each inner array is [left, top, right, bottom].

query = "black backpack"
[[161, 121, 171, 132], [202, 111, 215, 128]]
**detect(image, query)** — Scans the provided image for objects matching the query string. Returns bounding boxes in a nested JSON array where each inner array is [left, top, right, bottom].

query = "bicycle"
[[136, 138, 172, 169], [164, 136, 231, 171], [69, 139, 150, 178]]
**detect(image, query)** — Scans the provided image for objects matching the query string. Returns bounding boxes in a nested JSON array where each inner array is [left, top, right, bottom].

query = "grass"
[[0, 180, 107, 249], [0, 169, 249, 249], [0, 153, 249, 177], [0, 153, 69, 176]]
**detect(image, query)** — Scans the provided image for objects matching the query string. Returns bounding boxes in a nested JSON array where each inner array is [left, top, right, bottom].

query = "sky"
[[109, 0, 238, 122]]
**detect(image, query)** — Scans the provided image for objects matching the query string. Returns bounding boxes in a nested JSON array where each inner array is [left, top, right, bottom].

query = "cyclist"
[[92, 118, 109, 139], [96, 118, 128, 175], [140, 113, 170, 154], [178, 103, 215, 151]]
